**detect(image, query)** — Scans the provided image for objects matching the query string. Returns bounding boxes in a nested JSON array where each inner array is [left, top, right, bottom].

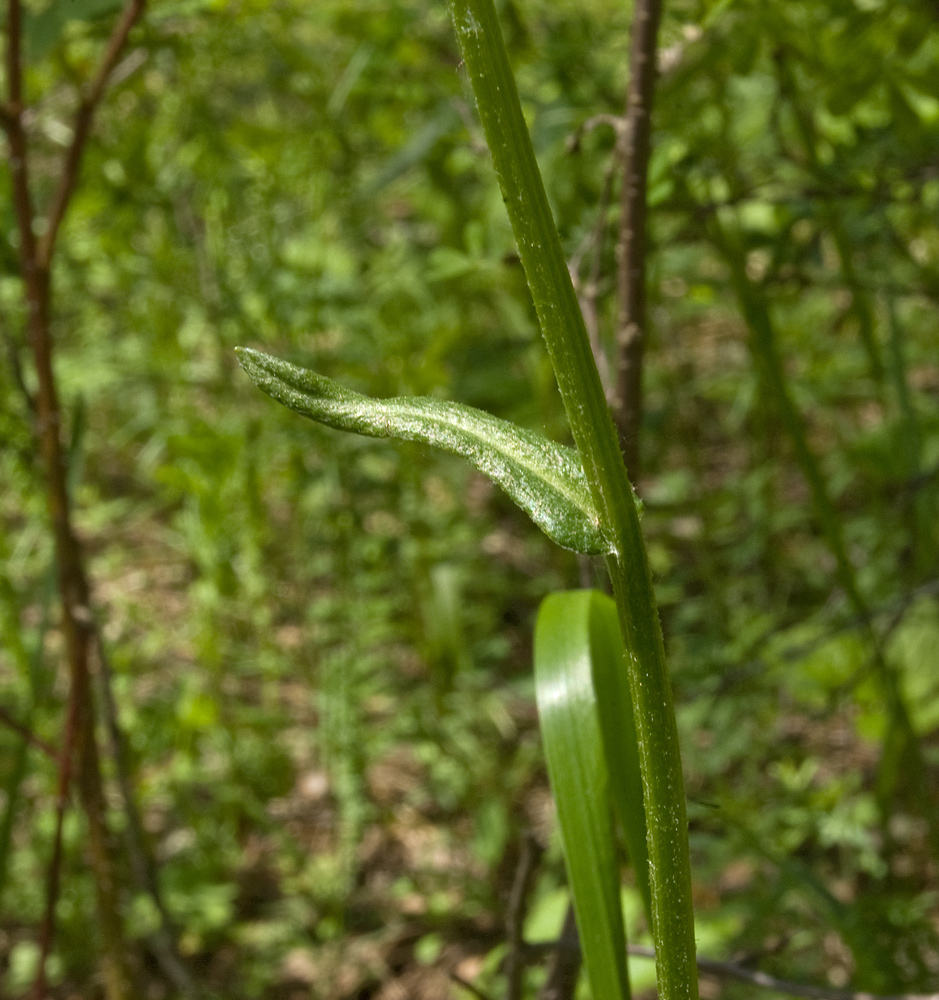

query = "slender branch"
[[568, 156, 616, 396], [32, 685, 81, 1000], [537, 904, 582, 1000], [504, 832, 541, 1000], [6, 0, 24, 107], [0, 705, 56, 759], [566, 112, 625, 152], [4, 0, 139, 993], [37, 0, 146, 269], [1, 316, 37, 415], [450, 972, 497, 1000], [446, 2, 699, 995], [92, 627, 200, 998], [526, 941, 939, 1000], [613, 0, 662, 481], [626, 946, 939, 1000]]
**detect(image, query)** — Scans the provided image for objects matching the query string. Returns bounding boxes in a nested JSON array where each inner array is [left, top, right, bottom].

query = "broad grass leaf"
[[534, 589, 632, 1000]]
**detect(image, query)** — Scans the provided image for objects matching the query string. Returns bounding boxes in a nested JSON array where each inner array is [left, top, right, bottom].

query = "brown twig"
[[0, 705, 56, 759], [92, 627, 200, 998], [626, 945, 939, 1000], [524, 939, 939, 1000], [6, 0, 23, 106], [32, 685, 81, 1000], [504, 832, 542, 1000], [450, 971, 496, 1000], [566, 112, 625, 153], [37, 0, 146, 269], [4, 0, 147, 994], [568, 157, 617, 397], [613, 0, 662, 482], [536, 903, 581, 1000], [1, 319, 37, 415]]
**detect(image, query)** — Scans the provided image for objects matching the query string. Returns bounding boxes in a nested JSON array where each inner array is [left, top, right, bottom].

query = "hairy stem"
[[446, 1, 698, 996]]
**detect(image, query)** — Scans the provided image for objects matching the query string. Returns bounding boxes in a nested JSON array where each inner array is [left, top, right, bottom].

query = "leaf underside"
[[236, 347, 611, 555]]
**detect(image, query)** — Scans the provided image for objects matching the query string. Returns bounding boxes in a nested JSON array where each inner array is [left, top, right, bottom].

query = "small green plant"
[[238, 1, 698, 998]]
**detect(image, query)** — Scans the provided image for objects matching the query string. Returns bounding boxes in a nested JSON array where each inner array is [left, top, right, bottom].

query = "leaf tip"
[[235, 346, 284, 395], [234, 345, 260, 373]]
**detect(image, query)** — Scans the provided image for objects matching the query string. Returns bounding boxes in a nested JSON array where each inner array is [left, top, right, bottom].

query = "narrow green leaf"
[[587, 592, 651, 924], [446, 3, 699, 993], [534, 590, 632, 1000], [236, 347, 610, 555]]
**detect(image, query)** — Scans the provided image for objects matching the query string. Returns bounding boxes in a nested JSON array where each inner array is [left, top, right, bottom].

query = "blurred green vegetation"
[[1, 0, 938, 996]]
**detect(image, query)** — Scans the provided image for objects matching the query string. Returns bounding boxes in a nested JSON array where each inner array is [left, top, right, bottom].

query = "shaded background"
[[1, 0, 939, 996]]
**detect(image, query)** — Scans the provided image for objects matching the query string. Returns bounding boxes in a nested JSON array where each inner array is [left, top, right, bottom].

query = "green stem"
[[446, 1, 698, 996]]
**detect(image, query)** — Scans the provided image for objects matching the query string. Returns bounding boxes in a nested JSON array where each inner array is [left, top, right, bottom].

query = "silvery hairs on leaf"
[[236, 347, 612, 555]]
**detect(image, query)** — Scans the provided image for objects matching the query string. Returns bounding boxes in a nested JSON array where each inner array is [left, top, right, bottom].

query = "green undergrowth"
[[1, 0, 939, 995]]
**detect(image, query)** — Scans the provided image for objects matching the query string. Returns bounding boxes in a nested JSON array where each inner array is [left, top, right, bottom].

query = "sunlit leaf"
[[534, 589, 633, 1000]]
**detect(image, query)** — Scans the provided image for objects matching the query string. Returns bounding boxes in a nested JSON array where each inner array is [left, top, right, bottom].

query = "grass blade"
[[587, 591, 651, 922], [446, 1, 699, 991], [535, 589, 632, 1000]]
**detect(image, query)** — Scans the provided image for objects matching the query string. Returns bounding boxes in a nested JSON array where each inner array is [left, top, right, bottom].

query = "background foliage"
[[1, 0, 938, 996]]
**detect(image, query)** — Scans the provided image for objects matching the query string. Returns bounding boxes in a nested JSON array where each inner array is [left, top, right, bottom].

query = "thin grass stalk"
[[2, 1, 146, 992], [33, 689, 80, 1000], [712, 220, 939, 854], [445, 1, 698, 995]]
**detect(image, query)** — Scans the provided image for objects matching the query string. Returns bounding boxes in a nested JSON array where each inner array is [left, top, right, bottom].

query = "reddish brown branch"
[[537, 903, 581, 1000], [32, 685, 81, 1000], [525, 939, 939, 1000], [613, 0, 662, 482], [628, 945, 939, 1000], [37, 0, 146, 268], [504, 832, 542, 1000], [92, 628, 200, 998], [568, 156, 617, 396], [0, 705, 57, 759], [6, 0, 23, 106], [4, 0, 141, 994], [450, 972, 496, 1000]]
